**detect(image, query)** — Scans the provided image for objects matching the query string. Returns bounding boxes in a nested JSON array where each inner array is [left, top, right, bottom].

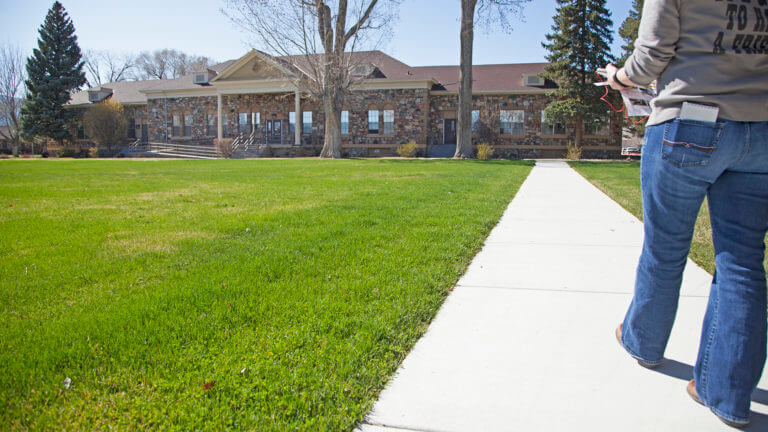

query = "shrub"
[[565, 141, 582, 160], [476, 143, 495, 160], [215, 138, 236, 158], [84, 99, 128, 153], [56, 147, 77, 158], [88, 147, 99, 158], [396, 141, 419, 158]]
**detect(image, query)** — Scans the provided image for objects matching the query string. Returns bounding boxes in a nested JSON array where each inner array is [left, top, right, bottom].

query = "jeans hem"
[[620, 332, 664, 366], [710, 406, 750, 425]]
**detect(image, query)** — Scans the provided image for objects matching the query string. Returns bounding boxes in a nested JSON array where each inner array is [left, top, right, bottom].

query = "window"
[[184, 114, 192, 137], [368, 110, 379, 134], [252, 112, 260, 133], [302, 111, 312, 135], [128, 118, 136, 139], [585, 114, 610, 136], [289, 111, 296, 134], [239, 112, 249, 135], [382, 110, 394, 135], [541, 110, 566, 135], [172, 115, 181, 137], [207, 114, 216, 136], [222, 114, 229, 136], [500, 110, 525, 135], [341, 111, 349, 134], [471, 110, 480, 132]]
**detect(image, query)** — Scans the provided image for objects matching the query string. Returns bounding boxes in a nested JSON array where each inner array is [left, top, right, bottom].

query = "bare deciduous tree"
[[133, 49, 213, 80], [223, 0, 399, 158], [455, 0, 530, 158], [84, 50, 135, 88], [0, 44, 25, 156]]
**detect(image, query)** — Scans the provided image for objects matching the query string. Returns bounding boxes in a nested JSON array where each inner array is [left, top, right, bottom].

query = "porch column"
[[294, 89, 302, 146], [217, 93, 223, 140]]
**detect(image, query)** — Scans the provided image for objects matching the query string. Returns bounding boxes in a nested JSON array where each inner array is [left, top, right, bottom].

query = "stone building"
[[68, 50, 622, 158]]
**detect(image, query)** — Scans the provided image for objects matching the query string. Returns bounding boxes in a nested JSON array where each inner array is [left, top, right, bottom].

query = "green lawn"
[[570, 161, 768, 275], [0, 158, 533, 431]]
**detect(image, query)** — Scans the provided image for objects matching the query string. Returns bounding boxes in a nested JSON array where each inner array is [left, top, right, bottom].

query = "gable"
[[227, 57, 287, 80], [213, 51, 294, 83]]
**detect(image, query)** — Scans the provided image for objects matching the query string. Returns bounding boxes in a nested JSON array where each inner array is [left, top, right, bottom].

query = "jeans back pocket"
[[661, 119, 724, 167]]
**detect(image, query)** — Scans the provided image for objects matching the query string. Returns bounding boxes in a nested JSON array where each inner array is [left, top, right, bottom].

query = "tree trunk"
[[320, 95, 342, 158], [575, 116, 583, 148], [455, 0, 477, 159]]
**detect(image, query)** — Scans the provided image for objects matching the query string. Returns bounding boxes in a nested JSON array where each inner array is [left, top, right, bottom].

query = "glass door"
[[266, 120, 282, 144], [443, 119, 457, 145]]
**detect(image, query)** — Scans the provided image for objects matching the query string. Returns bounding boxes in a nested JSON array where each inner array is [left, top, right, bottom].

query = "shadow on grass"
[[655, 358, 768, 429]]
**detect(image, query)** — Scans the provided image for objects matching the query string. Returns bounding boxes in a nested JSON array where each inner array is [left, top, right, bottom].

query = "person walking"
[[605, 0, 768, 427]]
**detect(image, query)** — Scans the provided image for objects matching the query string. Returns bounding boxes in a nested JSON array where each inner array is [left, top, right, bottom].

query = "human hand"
[[605, 63, 630, 91]]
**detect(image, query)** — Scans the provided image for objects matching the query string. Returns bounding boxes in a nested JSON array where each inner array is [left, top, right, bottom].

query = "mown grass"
[[570, 161, 768, 275], [0, 158, 533, 431]]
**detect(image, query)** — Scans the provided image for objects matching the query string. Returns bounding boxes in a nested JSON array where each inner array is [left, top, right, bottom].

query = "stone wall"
[[428, 93, 622, 158], [339, 89, 429, 152], [142, 89, 621, 158], [147, 96, 217, 142], [125, 105, 149, 140]]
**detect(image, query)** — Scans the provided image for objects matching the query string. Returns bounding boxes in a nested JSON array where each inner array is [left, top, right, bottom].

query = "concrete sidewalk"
[[356, 160, 768, 432]]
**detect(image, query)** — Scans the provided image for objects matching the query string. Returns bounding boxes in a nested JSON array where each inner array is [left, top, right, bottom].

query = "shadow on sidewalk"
[[655, 359, 768, 430]]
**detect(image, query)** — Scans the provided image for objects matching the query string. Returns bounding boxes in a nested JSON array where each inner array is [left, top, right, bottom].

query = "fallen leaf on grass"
[[9, 203, 13, 207], [63, 377, 71, 390], [203, 381, 215, 392]]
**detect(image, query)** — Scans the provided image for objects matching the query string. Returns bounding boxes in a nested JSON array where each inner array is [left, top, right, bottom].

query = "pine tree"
[[618, 0, 643, 64], [542, 0, 615, 149], [618, 0, 645, 137], [20, 2, 86, 147]]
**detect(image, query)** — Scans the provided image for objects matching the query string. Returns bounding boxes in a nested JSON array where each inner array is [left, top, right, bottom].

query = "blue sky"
[[0, 0, 632, 67]]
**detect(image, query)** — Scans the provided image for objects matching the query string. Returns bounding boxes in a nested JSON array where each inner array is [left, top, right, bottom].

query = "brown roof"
[[137, 60, 238, 92], [68, 52, 552, 107], [67, 60, 237, 106], [68, 80, 161, 106], [408, 63, 554, 92]]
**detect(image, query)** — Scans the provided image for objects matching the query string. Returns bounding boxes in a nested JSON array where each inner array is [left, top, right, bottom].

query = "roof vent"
[[88, 87, 113, 102], [523, 74, 545, 87], [194, 69, 217, 85]]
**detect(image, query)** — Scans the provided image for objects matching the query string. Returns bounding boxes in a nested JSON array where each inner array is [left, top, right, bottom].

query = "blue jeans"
[[620, 118, 768, 423]]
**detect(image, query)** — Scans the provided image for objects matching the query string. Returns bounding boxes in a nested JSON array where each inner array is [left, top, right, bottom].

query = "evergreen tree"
[[21, 2, 85, 146], [618, 0, 643, 64], [542, 0, 615, 148], [618, 0, 645, 137]]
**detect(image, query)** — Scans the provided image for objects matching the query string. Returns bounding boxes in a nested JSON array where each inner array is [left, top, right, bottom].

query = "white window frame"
[[382, 110, 394, 135], [368, 110, 379, 134], [341, 110, 349, 135], [541, 110, 567, 135], [500, 110, 525, 135], [302, 111, 312, 135]]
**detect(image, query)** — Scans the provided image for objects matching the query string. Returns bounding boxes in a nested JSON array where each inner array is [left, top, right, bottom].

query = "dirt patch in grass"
[[106, 231, 219, 255]]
